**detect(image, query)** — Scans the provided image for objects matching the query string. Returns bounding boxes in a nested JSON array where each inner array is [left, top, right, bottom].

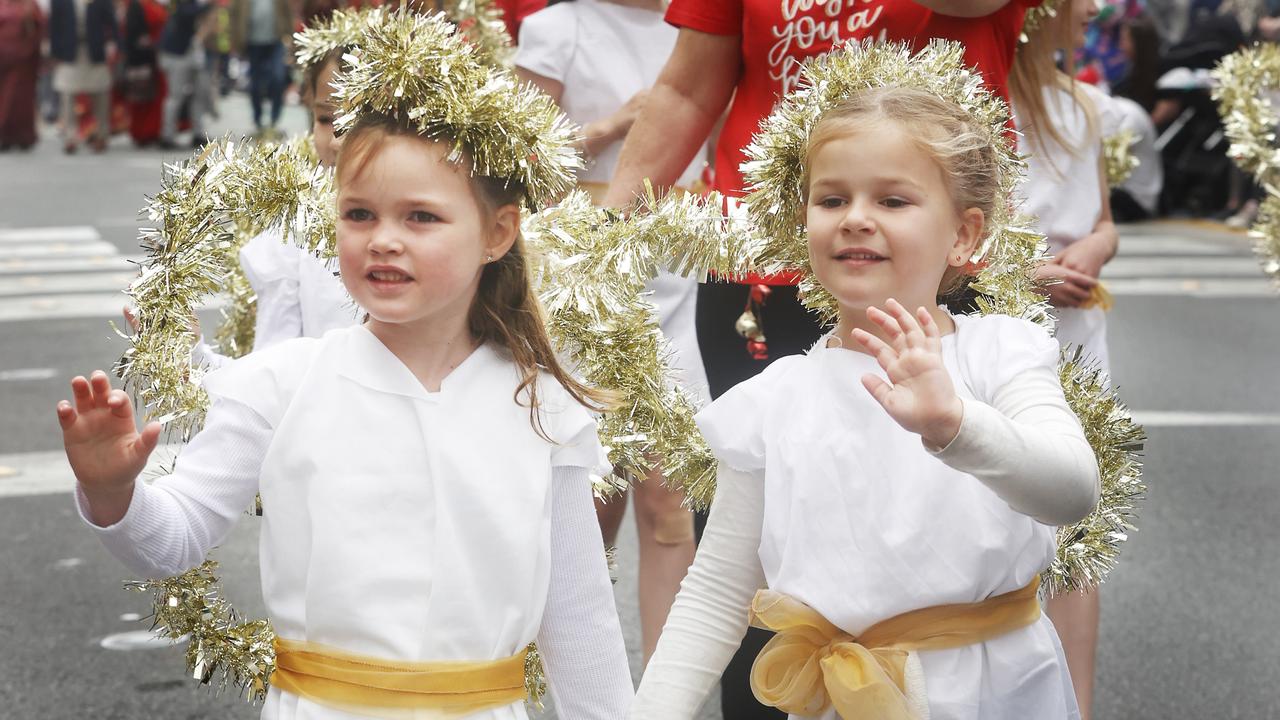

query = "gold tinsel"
[[331, 9, 579, 210], [295, 2, 512, 72], [1103, 128, 1140, 189], [1212, 43, 1280, 286], [126, 560, 276, 702], [1044, 349, 1147, 596], [1021, 0, 1065, 40], [740, 40, 1051, 329], [118, 138, 335, 437]]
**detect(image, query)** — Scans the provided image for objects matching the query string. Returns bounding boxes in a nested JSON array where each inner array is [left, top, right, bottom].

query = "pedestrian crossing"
[[0, 226, 140, 323]]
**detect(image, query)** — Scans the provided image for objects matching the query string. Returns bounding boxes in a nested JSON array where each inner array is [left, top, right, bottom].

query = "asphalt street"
[[1, 96, 1278, 720]]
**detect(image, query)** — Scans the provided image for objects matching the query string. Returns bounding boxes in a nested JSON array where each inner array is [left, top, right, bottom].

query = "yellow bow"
[[749, 578, 1042, 719]]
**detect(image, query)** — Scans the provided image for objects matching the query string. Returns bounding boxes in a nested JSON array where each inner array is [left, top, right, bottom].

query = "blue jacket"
[[49, 0, 119, 64], [159, 0, 209, 56]]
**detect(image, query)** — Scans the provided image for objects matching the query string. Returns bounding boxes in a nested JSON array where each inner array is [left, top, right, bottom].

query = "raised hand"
[[849, 299, 964, 448], [56, 371, 162, 526]]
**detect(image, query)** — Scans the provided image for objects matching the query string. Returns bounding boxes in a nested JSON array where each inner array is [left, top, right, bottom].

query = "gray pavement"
[[2, 94, 1279, 719]]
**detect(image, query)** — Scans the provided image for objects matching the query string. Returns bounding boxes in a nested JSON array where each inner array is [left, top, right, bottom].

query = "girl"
[[630, 86, 1100, 719], [1012, 1, 1121, 717], [514, 0, 711, 664], [124, 47, 360, 366], [59, 108, 634, 718]]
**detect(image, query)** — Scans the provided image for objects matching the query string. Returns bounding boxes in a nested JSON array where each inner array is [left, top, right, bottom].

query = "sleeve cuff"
[[926, 396, 987, 458], [75, 481, 169, 554]]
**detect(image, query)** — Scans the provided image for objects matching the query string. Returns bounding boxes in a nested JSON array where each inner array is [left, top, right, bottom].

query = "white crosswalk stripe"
[[1103, 225, 1276, 298], [0, 226, 141, 323]]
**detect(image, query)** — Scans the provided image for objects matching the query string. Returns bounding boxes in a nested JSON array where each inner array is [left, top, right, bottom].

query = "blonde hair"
[[1010, 0, 1098, 164], [801, 86, 999, 300], [337, 114, 612, 435]]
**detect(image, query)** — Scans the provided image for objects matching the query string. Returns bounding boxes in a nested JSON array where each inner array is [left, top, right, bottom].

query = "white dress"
[[80, 326, 634, 720], [194, 230, 362, 370], [1015, 83, 1123, 374], [516, 0, 711, 407], [631, 314, 1098, 720]]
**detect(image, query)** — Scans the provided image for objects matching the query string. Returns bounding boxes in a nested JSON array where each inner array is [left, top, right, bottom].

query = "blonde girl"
[[1012, 2, 1120, 716], [630, 86, 1100, 720], [59, 108, 633, 719]]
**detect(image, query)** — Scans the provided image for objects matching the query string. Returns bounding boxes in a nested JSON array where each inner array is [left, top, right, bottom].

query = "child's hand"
[[851, 300, 963, 448], [1034, 262, 1096, 308], [1053, 228, 1115, 282], [56, 371, 162, 525]]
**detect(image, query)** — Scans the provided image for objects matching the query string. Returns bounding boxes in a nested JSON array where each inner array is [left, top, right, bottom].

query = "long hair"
[[801, 87, 1001, 303], [337, 115, 613, 437], [1010, 1, 1098, 165]]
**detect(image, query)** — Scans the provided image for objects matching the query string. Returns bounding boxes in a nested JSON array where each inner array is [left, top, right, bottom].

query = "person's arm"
[[931, 367, 1101, 526], [535, 466, 633, 718], [514, 67, 646, 161], [602, 28, 740, 208], [914, 0, 1013, 17], [630, 464, 766, 719], [59, 376, 268, 578], [1052, 154, 1119, 280]]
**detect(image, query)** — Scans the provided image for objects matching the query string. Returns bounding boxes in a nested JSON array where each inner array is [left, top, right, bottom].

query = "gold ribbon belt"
[[1080, 282, 1114, 311], [271, 637, 527, 717], [749, 577, 1042, 720]]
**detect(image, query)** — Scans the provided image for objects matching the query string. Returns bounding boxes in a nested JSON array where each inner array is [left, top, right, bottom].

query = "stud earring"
[[486, 254, 493, 263]]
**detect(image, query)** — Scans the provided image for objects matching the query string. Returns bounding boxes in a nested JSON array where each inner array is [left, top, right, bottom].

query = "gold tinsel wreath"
[[679, 39, 1144, 593], [295, 1, 513, 72], [1103, 128, 1140, 189], [1212, 43, 1280, 285], [332, 9, 580, 211], [1021, 0, 1066, 40], [740, 39, 1051, 329]]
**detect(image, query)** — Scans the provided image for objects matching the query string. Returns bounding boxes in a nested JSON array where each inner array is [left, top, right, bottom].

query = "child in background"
[[515, 0, 711, 664], [1012, 1, 1121, 716]]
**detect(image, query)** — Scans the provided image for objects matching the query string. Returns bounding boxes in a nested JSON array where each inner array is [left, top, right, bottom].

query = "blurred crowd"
[[0, 0, 1275, 225]]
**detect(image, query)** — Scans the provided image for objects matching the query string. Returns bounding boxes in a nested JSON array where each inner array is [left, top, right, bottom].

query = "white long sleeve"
[[630, 464, 766, 720], [537, 466, 635, 718], [932, 366, 1101, 526], [75, 398, 270, 578]]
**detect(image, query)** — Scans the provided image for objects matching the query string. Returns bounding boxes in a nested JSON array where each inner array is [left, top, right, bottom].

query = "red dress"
[[0, 0, 44, 148], [123, 0, 168, 144]]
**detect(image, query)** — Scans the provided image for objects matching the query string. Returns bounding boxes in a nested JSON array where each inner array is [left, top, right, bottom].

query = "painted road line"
[[0, 226, 101, 244]]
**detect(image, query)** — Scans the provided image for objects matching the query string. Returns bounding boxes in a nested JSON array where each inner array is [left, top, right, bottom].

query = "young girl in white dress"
[[630, 86, 1101, 720], [515, 0, 711, 663], [59, 112, 633, 719], [1012, 1, 1122, 717]]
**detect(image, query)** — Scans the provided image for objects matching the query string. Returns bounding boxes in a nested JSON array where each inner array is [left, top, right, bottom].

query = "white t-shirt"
[[1111, 95, 1163, 215], [691, 314, 1083, 720], [515, 0, 707, 187]]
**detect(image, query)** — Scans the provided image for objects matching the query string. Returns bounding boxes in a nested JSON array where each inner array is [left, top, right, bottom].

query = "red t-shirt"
[[494, 0, 547, 42], [665, 0, 1040, 283]]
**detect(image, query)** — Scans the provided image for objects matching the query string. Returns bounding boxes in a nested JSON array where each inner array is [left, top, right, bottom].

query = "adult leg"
[[187, 49, 209, 141], [159, 53, 186, 143], [1047, 589, 1099, 720], [60, 91, 78, 151], [266, 41, 285, 129], [246, 44, 267, 130], [89, 90, 110, 150]]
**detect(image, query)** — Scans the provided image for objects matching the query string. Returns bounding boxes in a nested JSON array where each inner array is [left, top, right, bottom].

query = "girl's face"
[[1069, 0, 1101, 50], [805, 122, 982, 318], [336, 135, 518, 332], [312, 59, 341, 168]]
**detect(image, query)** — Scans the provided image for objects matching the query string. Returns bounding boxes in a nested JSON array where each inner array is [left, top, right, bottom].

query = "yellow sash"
[[271, 637, 527, 719], [1080, 282, 1114, 311], [748, 578, 1042, 720]]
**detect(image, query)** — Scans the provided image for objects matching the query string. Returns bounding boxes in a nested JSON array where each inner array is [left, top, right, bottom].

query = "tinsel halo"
[[331, 9, 580, 210], [119, 138, 335, 437], [1212, 43, 1280, 285], [1103, 128, 1140, 189], [294, 1, 513, 72], [1021, 0, 1066, 40], [740, 39, 1050, 328]]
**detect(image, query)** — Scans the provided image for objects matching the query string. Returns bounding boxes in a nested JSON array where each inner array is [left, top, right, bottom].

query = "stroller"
[[1152, 13, 1246, 216]]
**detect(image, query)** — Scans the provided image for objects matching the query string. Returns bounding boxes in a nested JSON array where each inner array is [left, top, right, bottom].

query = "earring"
[[485, 254, 493, 263]]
